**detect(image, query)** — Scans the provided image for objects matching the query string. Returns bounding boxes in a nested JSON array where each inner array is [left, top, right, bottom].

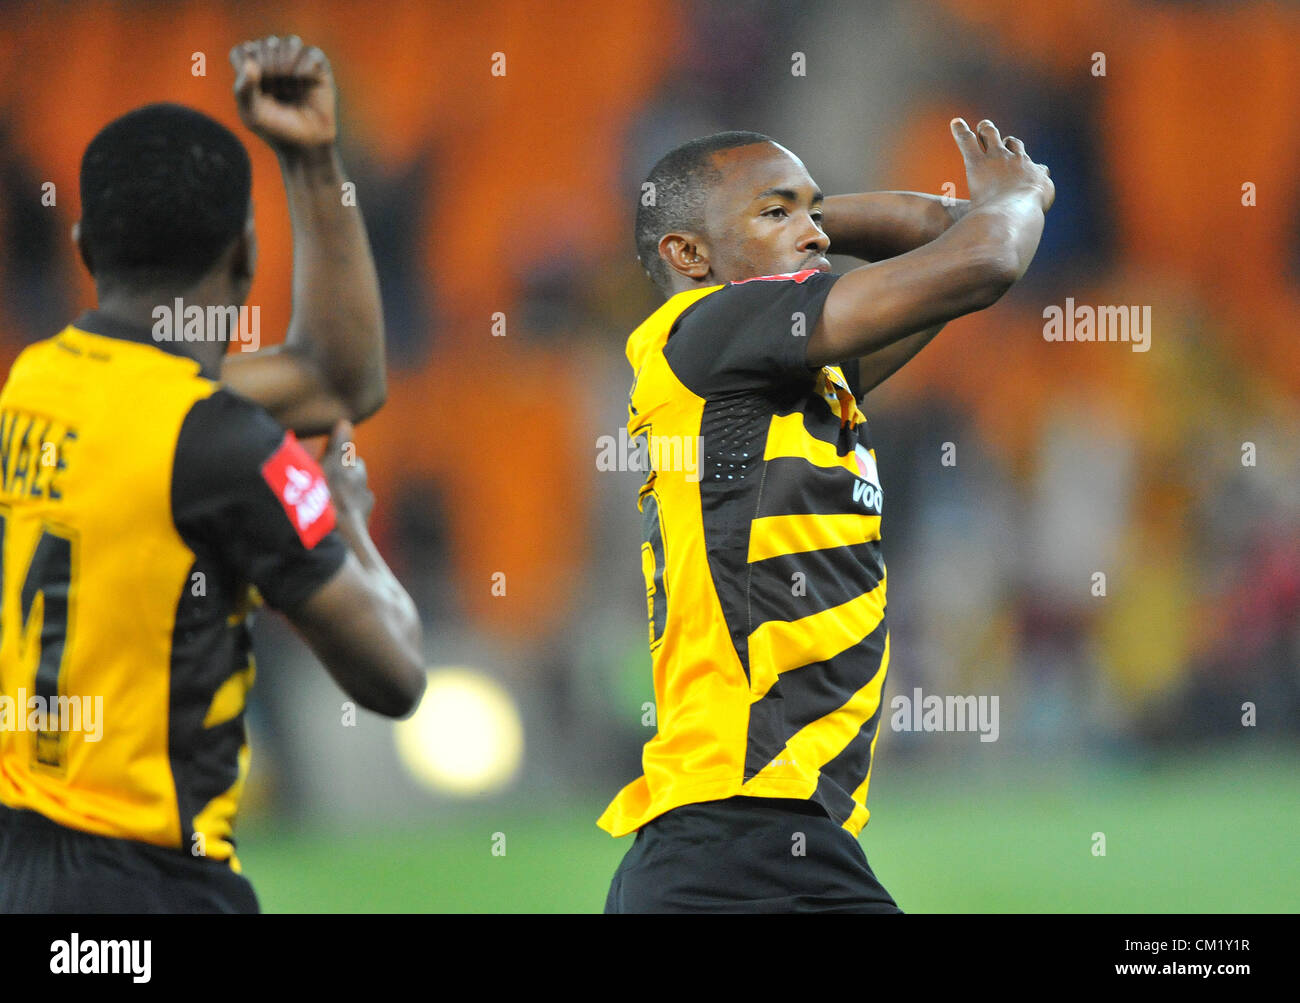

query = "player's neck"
[[93, 282, 233, 374], [95, 279, 240, 326]]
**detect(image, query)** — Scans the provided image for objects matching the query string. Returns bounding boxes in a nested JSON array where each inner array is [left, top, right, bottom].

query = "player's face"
[[703, 143, 830, 282]]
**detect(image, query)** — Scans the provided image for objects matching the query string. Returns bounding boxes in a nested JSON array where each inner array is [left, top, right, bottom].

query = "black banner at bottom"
[[0, 912, 1282, 990]]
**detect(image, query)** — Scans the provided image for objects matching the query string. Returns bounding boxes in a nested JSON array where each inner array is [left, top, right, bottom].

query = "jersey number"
[[0, 512, 77, 771]]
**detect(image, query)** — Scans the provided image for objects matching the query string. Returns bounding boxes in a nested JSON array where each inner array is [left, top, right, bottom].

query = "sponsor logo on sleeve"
[[260, 433, 336, 548]]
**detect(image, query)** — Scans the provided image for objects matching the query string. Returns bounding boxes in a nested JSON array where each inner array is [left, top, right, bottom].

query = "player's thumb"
[[326, 419, 355, 465]]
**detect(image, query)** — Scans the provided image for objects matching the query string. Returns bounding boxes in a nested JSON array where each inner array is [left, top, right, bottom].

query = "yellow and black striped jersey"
[[0, 311, 346, 871], [598, 269, 890, 839]]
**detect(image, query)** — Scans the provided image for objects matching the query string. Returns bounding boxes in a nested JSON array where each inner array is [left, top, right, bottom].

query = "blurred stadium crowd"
[[0, 0, 1295, 821]]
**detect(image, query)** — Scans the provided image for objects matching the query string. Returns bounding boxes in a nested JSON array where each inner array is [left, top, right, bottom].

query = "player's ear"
[[659, 232, 712, 283], [71, 221, 94, 276]]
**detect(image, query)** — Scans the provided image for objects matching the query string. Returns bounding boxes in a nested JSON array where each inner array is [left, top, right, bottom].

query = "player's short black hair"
[[635, 130, 776, 294], [79, 102, 252, 291]]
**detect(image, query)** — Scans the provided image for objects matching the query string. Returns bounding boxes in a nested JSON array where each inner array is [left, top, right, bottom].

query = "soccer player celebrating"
[[0, 37, 425, 913], [600, 121, 1054, 912]]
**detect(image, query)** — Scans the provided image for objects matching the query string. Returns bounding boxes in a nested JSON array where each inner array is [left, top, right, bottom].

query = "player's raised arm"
[[821, 190, 969, 263], [818, 190, 967, 394], [284, 421, 426, 719], [172, 388, 424, 719], [806, 118, 1054, 369], [220, 36, 387, 437]]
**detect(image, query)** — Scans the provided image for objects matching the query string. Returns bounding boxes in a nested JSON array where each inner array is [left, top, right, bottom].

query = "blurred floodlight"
[[394, 667, 524, 795]]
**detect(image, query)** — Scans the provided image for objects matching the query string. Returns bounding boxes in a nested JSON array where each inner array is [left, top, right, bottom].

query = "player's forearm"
[[279, 144, 387, 422], [333, 510, 423, 659], [844, 195, 1040, 389], [953, 191, 1047, 284], [823, 192, 970, 261], [808, 192, 1043, 367], [291, 546, 426, 719]]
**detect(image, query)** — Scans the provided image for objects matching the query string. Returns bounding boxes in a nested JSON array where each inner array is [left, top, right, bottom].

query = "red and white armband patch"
[[260, 432, 337, 548], [731, 268, 820, 285]]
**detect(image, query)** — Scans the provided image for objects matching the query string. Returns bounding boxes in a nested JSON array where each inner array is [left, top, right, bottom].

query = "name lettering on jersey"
[[260, 433, 336, 547], [0, 407, 77, 502]]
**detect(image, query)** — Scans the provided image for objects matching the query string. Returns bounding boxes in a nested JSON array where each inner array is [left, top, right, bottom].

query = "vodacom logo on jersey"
[[260, 432, 337, 548], [852, 442, 883, 513]]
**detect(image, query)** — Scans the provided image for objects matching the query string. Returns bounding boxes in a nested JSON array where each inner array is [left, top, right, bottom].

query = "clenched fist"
[[230, 35, 337, 151]]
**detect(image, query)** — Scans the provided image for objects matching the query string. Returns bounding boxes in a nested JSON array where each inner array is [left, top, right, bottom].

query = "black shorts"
[[0, 803, 259, 914], [603, 795, 901, 913]]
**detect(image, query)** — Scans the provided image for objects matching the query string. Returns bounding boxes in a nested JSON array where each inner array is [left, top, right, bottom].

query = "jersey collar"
[[70, 309, 219, 378]]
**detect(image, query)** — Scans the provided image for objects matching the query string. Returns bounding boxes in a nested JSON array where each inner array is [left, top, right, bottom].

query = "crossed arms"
[[814, 119, 1055, 394]]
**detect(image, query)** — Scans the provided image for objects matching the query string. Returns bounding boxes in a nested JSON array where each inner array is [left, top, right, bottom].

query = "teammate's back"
[[1, 321, 298, 864], [0, 38, 428, 914]]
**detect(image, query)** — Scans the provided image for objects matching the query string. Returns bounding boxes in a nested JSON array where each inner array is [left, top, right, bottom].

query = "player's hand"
[[950, 118, 1054, 213], [230, 36, 337, 152], [320, 420, 374, 526]]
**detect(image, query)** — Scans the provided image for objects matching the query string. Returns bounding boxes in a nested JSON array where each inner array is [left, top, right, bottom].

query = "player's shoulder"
[[0, 327, 89, 390], [170, 385, 340, 568], [675, 267, 838, 330], [175, 386, 290, 486], [185, 384, 283, 441]]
